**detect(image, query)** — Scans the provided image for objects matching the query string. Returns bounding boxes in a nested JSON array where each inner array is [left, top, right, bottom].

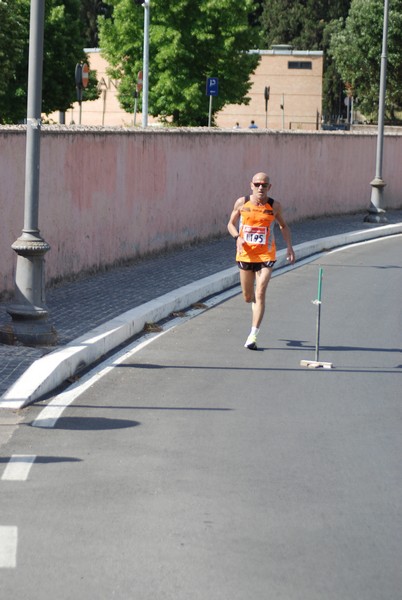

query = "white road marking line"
[[31, 289, 242, 429], [0, 526, 18, 568], [1, 455, 36, 481], [328, 234, 402, 254], [29, 272, 316, 429], [32, 329, 173, 429]]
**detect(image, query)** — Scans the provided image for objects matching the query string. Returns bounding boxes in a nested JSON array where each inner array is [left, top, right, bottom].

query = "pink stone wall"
[[1, 127, 401, 296]]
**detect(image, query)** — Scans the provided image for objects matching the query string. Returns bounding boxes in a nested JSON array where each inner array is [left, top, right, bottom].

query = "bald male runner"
[[227, 172, 296, 349]]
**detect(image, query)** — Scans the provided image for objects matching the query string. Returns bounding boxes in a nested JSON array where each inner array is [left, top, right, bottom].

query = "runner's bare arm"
[[227, 196, 246, 239], [274, 202, 296, 264]]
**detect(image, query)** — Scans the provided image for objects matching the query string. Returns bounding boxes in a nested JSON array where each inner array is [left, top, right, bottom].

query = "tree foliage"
[[98, 0, 260, 126], [260, 0, 351, 49], [80, 0, 113, 47], [329, 0, 402, 121], [43, 0, 96, 115], [0, 0, 30, 122], [248, 0, 264, 29], [0, 0, 100, 124]]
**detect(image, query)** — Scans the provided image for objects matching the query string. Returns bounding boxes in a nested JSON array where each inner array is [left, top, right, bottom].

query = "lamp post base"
[[365, 177, 387, 223], [364, 210, 388, 224], [0, 316, 57, 347], [0, 232, 58, 346]]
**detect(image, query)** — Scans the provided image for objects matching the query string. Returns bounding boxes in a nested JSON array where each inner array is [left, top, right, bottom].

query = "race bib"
[[242, 226, 267, 245]]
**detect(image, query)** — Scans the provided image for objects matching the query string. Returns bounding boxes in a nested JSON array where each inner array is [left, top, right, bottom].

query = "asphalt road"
[[1, 236, 401, 600]]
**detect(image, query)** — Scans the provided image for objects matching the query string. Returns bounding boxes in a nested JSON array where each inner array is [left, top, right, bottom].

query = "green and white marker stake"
[[300, 267, 333, 369], [315, 266, 323, 362]]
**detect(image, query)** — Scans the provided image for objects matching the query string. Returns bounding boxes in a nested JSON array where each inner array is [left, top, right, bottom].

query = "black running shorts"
[[237, 260, 276, 272]]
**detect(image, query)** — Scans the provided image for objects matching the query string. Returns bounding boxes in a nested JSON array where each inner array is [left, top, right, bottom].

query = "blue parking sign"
[[206, 77, 219, 96]]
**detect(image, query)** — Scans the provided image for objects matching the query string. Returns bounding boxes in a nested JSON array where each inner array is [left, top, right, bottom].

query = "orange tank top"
[[236, 197, 276, 263]]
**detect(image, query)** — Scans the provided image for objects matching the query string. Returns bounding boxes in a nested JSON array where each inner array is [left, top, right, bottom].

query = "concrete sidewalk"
[[0, 210, 401, 409]]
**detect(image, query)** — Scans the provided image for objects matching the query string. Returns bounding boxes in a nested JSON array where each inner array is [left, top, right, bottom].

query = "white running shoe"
[[244, 333, 257, 350]]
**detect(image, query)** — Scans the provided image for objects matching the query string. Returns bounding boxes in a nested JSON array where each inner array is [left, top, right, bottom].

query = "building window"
[[288, 61, 312, 70]]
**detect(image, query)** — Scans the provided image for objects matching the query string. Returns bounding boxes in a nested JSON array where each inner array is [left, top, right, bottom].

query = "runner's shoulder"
[[234, 195, 249, 210], [272, 198, 282, 213]]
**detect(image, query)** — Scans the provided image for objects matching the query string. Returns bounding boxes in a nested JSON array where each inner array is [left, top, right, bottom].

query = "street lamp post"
[[0, 0, 57, 346], [142, 0, 150, 127], [365, 0, 389, 223], [134, 0, 150, 127]]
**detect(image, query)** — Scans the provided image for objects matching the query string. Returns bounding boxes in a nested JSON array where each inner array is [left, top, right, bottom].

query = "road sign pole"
[[75, 63, 84, 124], [208, 95, 213, 127], [133, 91, 138, 126], [206, 77, 218, 126], [135, 71, 143, 126]]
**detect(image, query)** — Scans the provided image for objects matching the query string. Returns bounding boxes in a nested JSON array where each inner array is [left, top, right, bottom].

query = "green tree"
[[0, 0, 100, 124], [80, 0, 113, 47], [329, 0, 402, 122], [98, 0, 260, 126], [259, 0, 351, 119], [260, 0, 351, 49], [249, 0, 264, 29], [0, 0, 30, 122], [43, 0, 97, 115]]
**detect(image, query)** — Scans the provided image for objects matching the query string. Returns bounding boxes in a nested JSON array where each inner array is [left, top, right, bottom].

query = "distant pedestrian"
[[248, 120, 258, 129], [233, 122, 241, 129], [227, 171, 295, 350]]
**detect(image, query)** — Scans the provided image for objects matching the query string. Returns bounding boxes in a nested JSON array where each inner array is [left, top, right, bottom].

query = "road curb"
[[1, 224, 401, 409]]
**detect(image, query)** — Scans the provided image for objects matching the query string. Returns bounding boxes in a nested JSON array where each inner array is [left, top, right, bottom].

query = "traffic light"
[[264, 86, 270, 112]]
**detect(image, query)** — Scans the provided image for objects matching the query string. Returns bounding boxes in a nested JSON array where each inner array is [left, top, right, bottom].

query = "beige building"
[[49, 46, 323, 130], [47, 48, 136, 127], [216, 46, 324, 130]]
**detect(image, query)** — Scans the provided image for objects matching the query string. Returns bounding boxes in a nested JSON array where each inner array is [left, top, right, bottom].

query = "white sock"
[[250, 327, 259, 337]]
